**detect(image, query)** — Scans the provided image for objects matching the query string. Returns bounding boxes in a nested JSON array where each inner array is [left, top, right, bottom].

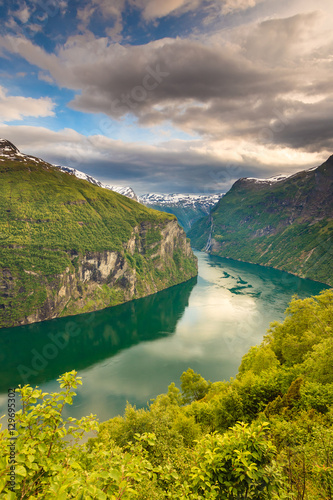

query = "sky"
[[0, 0, 332, 195]]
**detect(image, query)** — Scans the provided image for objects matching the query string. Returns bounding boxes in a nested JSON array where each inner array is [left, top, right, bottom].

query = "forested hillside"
[[1, 289, 332, 498]]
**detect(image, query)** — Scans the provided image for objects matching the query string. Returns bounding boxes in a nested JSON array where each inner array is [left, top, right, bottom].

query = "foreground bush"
[[1, 289, 332, 498]]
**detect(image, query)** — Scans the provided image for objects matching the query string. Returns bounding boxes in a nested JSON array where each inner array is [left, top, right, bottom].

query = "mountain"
[[51, 165, 138, 200], [189, 157, 333, 286], [0, 139, 197, 328], [139, 193, 223, 232], [0, 139, 138, 200]]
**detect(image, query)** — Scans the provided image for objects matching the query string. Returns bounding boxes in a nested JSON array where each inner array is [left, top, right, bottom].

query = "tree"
[[180, 368, 210, 404]]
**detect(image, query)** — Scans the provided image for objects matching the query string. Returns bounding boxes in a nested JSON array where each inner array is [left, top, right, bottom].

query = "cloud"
[[38, 71, 55, 84], [220, 0, 264, 15], [1, 3, 332, 187], [0, 124, 326, 194], [77, 0, 126, 40], [134, 0, 265, 21], [134, 0, 201, 21], [12, 2, 31, 24], [75, 0, 265, 37], [3, 10, 331, 154], [241, 11, 322, 65], [0, 86, 55, 122]]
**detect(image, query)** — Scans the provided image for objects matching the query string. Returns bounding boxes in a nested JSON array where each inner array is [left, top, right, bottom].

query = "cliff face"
[[189, 156, 333, 286], [3, 219, 195, 327], [0, 141, 197, 328]]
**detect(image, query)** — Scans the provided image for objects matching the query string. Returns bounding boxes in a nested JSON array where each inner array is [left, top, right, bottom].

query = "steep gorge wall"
[[1, 220, 197, 328]]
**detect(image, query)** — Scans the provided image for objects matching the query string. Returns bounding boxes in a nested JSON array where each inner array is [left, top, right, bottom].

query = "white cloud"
[[0, 86, 55, 122], [38, 71, 55, 84], [12, 3, 31, 24], [77, 0, 126, 40]]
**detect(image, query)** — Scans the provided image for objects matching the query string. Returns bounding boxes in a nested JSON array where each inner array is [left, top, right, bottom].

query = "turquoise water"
[[0, 252, 328, 423]]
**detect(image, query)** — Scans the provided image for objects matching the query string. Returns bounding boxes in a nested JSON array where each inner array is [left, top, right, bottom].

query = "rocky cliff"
[[0, 140, 197, 328], [189, 156, 333, 286]]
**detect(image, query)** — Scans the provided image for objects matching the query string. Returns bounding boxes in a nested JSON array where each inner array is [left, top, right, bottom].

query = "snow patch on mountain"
[[246, 167, 319, 184], [139, 193, 224, 232], [246, 173, 291, 183], [139, 193, 223, 210]]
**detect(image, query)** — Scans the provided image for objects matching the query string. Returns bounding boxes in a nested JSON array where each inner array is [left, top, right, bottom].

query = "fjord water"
[[0, 252, 328, 422]]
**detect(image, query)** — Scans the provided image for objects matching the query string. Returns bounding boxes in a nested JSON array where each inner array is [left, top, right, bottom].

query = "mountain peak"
[[0, 139, 20, 154]]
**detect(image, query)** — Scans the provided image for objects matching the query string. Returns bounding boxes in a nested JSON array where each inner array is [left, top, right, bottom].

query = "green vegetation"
[[0, 160, 174, 253], [143, 204, 210, 233], [0, 158, 197, 327], [189, 157, 333, 285], [1, 289, 332, 498]]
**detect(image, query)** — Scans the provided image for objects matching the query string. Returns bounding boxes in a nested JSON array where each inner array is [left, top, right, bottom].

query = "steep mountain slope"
[[189, 157, 333, 285], [0, 140, 197, 328], [53, 165, 138, 200], [139, 193, 223, 232]]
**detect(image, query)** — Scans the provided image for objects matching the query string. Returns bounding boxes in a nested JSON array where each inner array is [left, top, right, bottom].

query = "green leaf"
[[38, 443, 47, 453], [109, 469, 121, 482], [16, 465, 27, 477]]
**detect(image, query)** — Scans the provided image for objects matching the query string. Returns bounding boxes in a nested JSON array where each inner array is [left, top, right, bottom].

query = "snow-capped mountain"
[[139, 193, 222, 208], [139, 193, 223, 232], [107, 185, 137, 199], [246, 173, 292, 184], [0, 139, 137, 201], [54, 165, 138, 200], [0, 139, 46, 164]]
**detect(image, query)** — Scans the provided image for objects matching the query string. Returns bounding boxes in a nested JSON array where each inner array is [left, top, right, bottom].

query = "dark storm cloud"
[[67, 37, 291, 120], [269, 102, 333, 152], [2, 8, 331, 155]]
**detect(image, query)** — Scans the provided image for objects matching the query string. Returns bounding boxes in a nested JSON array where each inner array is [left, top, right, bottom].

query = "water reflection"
[[0, 277, 197, 392], [0, 252, 329, 422]]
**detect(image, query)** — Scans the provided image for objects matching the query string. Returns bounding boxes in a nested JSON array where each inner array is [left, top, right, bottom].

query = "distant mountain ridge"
[[189, 157, 333, 285], [139, 193, 223, 232]]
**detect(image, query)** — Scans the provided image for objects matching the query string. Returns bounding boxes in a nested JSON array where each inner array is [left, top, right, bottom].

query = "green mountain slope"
[[0, 141, 197, 328], [189, 156, 333, 285]]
